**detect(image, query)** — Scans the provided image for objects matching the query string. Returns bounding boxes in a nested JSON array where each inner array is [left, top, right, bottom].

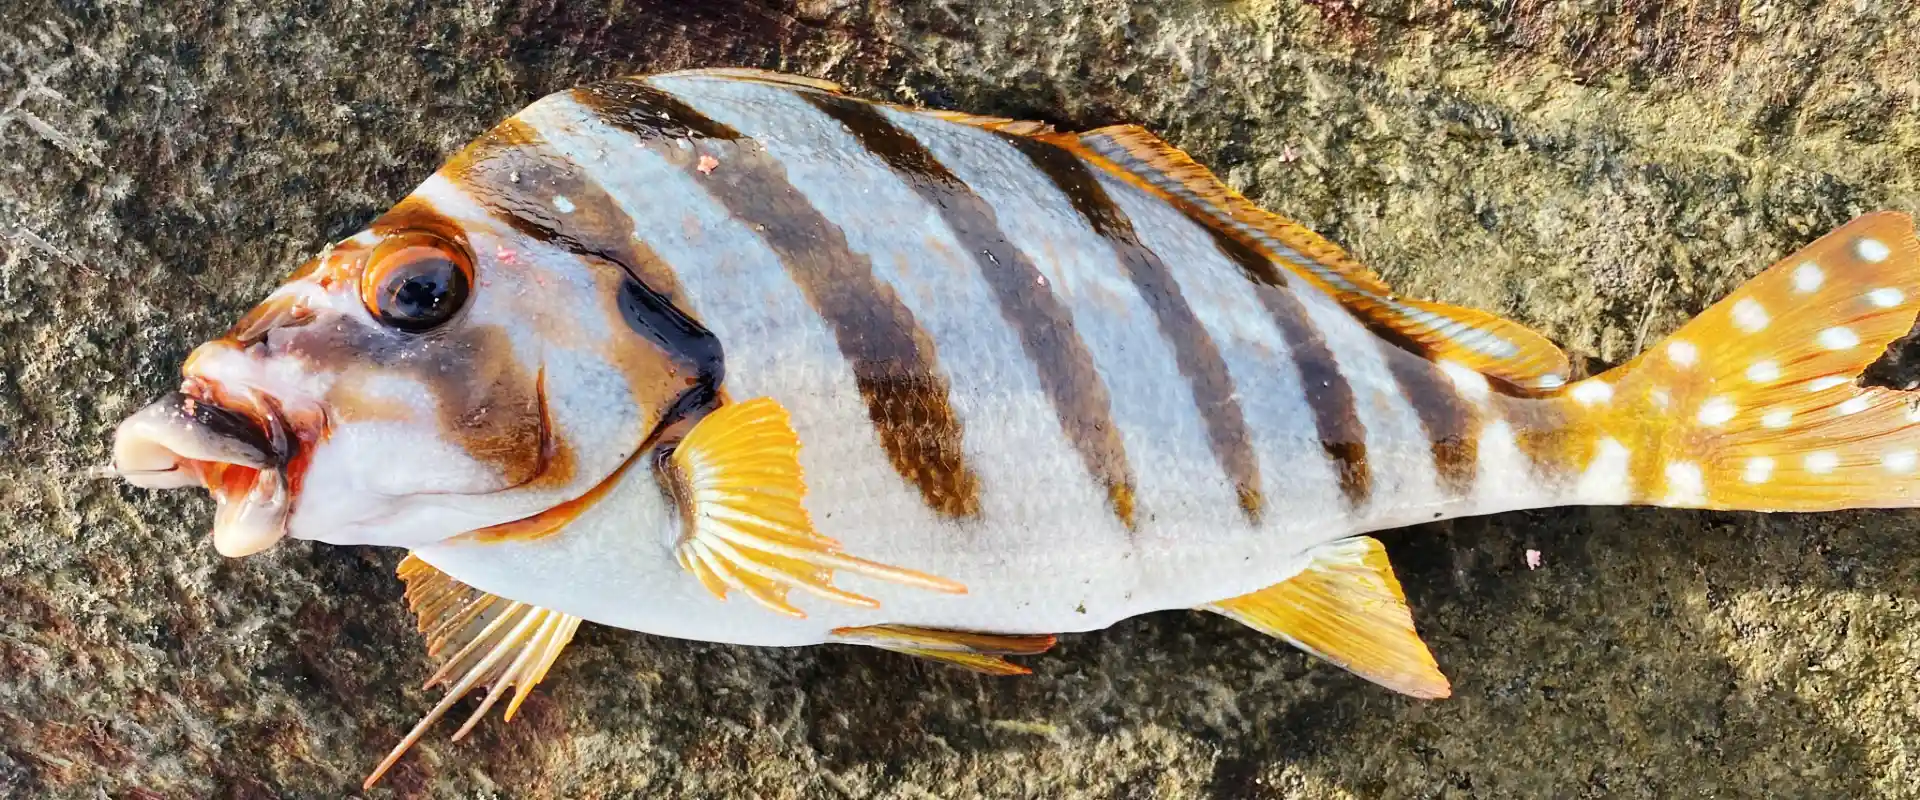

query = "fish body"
[[109, 68, 1920, 786]]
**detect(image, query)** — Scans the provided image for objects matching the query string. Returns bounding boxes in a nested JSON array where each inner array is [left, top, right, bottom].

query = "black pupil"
[[378, 256, 466, 331]]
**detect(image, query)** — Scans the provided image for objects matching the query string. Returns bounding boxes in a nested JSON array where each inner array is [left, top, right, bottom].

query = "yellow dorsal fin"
[[667, 398, 966, 618], [661, 67, 1056, 136], [831, 624, 1057, 675], [367, 555, 584, 789], [923, 110, 1056, 136], [658, 66, 847, 94], [1058, 124, 1571, 392], [1204, 536, 1451, 699]]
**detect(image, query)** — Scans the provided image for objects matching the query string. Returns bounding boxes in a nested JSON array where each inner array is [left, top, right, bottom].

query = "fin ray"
[[1060, 124, 1570, 391], [831, 624, 1057, 675], [668, 398, 966, 618], [367, 555, 583, 790], [1203, 536, 1451, 699], [1577, 211, 1920, 510]]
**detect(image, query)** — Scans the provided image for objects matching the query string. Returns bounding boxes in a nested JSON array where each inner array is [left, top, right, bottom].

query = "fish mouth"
[[112, 387, 298, 557]]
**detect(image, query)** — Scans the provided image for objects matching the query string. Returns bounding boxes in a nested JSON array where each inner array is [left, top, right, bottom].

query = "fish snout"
[[113, 390, 295, 557]]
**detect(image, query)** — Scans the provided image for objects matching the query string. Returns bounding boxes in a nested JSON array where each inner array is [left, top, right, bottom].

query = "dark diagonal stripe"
[[1251, 286, 1375, 507], [1006, 134, 1263, 522], [577, 79, 984, 518], [1173, 196, 1375, 508], [1382, 346, 1482, 496], [806, 94, 1138, 529], [442, 117, 722, 389]]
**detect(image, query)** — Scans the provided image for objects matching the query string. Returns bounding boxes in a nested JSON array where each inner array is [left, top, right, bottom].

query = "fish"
[[108, 67, 1920, 787]]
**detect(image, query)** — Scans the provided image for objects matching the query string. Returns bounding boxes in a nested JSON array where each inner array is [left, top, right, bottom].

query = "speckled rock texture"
[[5, 1, 1920, 797]]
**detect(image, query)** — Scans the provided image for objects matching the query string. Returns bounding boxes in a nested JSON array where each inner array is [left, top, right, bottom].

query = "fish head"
[[112, 173, 719, 557]]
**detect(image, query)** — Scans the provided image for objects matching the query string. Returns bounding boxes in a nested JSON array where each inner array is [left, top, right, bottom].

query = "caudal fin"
[[1558, 212, 1920, 511]]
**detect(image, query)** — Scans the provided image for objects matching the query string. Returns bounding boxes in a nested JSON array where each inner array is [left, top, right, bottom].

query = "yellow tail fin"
[[1559, 212, 1920, 510]]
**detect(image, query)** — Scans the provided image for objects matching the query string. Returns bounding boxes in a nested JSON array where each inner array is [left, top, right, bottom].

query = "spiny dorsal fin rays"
[[667, 397, 967, 618], [1203, 536, 1451, 699], [831, 624, 1057, 675], [655, 67, 1058, 137], [1055, 124, 1571, 393], [369, 555, 584, 790], [659, 66, 848, 94]]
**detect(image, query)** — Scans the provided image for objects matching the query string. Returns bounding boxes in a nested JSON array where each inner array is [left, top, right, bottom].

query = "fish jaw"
[[112, 382, 306, 557]]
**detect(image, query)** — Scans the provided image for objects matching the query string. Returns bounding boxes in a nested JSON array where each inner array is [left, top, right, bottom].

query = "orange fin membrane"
[[669, 397, 966, 618], [660, 67, 1056, 136], [1203, 536, 1451, 699], [830, 624, 1057, 676], [1577, 211, 1920, 510], [1063, 125, 1570, 392], [662, 66, 848, 93], [365, 555, 584, 790]]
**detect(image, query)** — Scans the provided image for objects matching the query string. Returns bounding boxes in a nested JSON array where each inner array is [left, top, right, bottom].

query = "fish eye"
[[359, 232, 474, 333]]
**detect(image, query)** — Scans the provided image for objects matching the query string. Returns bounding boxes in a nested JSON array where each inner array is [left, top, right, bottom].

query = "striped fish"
[[110, 68, 1920, 786]]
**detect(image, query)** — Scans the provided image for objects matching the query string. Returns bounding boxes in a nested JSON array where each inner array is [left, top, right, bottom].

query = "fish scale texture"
[[4, 0, 1920, 797]]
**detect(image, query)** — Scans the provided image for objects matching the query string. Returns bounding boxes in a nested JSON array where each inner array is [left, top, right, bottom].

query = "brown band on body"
[[806, 94, 1138, 529], [1250, 285, 1376, 508], [442, 118, 704, 343], [1007, 134, 1264, 523], [581, 78, 985, 519], [441, 115, 725, 432], [1382, 344, 1483, 497]]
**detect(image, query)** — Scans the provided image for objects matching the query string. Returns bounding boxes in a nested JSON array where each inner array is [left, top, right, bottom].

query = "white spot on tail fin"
[[1663, 461, 1706, 506], [1762, 408, 1793, 429], [1837, 396, 1870, 416], [1731, 298, 1770, 333], [1746, 361, 1780, 383], [1437, 360, 1491, 402], [1868, 288, 1905, 308], [552, 195, 576, 213], [1884, 450, 1918, 474], [1804, 451, 1840, 474], [1576, 438, 1632, 504], [1818, 327, 1860, 350], [1534, 374, 1567, 390], [1696, 397, 1737, 427], [1743, 457, 1774, 484], [1793, 262, 1824, 293], [1857, 237, 1892, 263], [1808, 376, 1850, 392], [1570, 380, 1613, 406], [1666, 340, 1698, 367]]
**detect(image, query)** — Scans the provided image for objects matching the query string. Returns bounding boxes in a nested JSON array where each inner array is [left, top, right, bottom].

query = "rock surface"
[[5, 0, 1920, 797]]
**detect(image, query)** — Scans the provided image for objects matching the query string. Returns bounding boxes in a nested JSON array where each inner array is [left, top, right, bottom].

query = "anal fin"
[[365, 555, 584, 789], [831, 624, 1056, 676], [1204, 536, 1451, 699]]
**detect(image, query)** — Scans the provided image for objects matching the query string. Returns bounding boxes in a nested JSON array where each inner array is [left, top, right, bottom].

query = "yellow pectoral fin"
[[832, 624, 1057, 676], [1205, 536, 1451, 699], [367, 555, 584, 790], [668, 397, 966, 618]]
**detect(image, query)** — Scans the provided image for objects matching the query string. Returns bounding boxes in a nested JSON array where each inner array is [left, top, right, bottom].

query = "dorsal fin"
[[657, 66, 848, 94], [657, 68, 1056, 136], [922, 110, 1056, 136], [1054, 125, 1572, 392]]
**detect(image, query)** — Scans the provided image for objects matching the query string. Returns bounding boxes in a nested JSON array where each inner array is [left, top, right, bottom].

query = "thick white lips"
[[112, 391, 293, 557]]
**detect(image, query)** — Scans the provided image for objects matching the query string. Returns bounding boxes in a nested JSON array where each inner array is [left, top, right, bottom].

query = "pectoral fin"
[[666, 398, 966, 618], [365, 555, 584, 789], [1204, 536, 1451, 699], [831, 624, 1057, 676]]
